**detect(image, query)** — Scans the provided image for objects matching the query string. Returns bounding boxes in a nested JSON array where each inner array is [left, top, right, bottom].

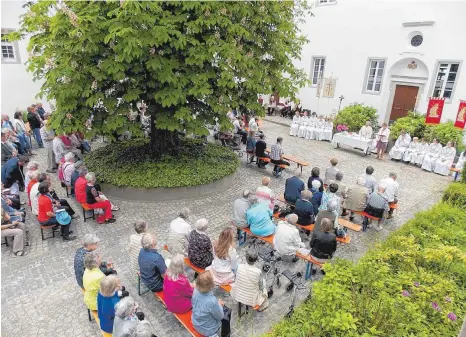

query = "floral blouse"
[[188, 230, 213, 269]]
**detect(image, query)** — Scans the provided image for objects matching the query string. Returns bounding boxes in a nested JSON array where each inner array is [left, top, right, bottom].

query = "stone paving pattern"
[[1, 118, 451, 337]]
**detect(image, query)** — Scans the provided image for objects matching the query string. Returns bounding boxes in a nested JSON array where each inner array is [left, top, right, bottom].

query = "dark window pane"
[[447, 73, 457, 82], [433, 89, 441, 97], [375, 83, 381, 91], [450, 64, 459, 72], [443, 90, 452, 98]]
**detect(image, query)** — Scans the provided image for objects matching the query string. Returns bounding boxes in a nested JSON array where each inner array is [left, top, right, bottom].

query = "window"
[[432, 62, 460, 100], [364, 59, 385, 93], [311, 57, 325, 86], [1, 30, 20, 64], [410, 35, 423, 47], [318, 0, 337, 5]]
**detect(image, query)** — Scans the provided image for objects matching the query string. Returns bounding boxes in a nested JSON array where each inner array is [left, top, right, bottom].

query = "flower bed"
[[265, 187, 466, 337], [86, 138, 240, 188]]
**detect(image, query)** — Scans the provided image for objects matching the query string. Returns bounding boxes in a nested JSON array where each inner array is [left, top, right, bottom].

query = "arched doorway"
[[385, 58, 429, 123]]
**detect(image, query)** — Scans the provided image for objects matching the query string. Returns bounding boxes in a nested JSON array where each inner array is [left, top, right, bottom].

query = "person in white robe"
[[305, 115, 316, 140], [359, 121, 373, 139], [411, 138, 429, 165], [453, 151, 465, 180], [313, 117, 325, 141], [298, 114, 309, 138], [421, 139, 443, 171], [402, 137, 419, 163], [289, 112, 301, 136], [389, 130, 412, 160], [433, 142, 457, 176], [321, 117, 333, 142]]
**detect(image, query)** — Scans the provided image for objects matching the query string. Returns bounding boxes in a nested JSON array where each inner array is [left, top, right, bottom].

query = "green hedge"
[[443, 183, 466, 211], [86, 139, 240, 188], [334, 103, 378, 132], [266, 201, 466, 337]]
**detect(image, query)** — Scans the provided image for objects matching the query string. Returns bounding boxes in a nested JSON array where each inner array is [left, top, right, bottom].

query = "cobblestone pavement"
[[1, 119, 451, 337]]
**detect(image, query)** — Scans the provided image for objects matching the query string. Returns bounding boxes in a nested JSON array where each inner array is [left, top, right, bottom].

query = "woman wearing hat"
[[37, 181, 76, 241]]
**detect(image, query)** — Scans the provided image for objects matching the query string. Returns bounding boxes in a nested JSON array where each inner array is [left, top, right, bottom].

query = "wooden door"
[[390, 85, 419, 121]]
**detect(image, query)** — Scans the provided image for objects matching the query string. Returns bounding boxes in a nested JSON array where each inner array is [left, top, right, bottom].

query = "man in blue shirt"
[[284, 175, 305, 204], [138, 233, 167, 293]]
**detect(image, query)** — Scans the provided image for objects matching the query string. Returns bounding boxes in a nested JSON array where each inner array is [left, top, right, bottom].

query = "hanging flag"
[[454, 100, 466, 129], [425, 97, 445, 125], [316, 77, 322, 97], [322, 77, 336, 98]]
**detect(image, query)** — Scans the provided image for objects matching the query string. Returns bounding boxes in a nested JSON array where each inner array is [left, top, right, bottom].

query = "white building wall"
[[1, 0, 50, 117], [295, 0, 466, 124]]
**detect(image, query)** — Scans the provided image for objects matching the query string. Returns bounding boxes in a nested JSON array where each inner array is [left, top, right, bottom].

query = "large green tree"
[[13, 0, 309, 155]]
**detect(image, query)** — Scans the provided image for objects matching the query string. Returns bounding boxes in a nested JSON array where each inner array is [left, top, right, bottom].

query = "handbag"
[[221, 305, 232, 337]]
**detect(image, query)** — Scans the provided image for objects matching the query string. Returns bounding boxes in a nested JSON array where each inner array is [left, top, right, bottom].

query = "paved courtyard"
[[1, 119, 451, 337]]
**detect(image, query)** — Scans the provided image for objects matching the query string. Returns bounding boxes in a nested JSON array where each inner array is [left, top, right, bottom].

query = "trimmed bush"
[[86, 138, 240, 188], [424, 121, 464, 147], [390, 112, 427, 140], [334, 103, 378, 132], [265, 202, 466, 337], [443, 183, 466, 211]]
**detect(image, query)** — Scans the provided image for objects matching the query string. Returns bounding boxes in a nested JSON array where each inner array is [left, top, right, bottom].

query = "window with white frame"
[[432, 62, 460, 100], [364, 59, 385, 93], [1, 31, 20, 63], [311, 57, 325, 86]]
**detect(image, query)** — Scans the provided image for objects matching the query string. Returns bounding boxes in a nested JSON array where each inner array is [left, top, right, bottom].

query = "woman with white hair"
[[24, 161, 39, 188], [85, 172, 115, 224], [97, 275, 127, 334], [167, 208, 192, 255], [314, 199, 339, 232], [26, 170, 40, 208], [187, 219, 213, 269], [83, 252, 106, 311], [255, 176, 275, 210], [344, 176, 369, 218], [246, 195, 275, 237], [138, 233, 167, 293], [113, 296, 145, 337], [163, 254, 194, 314], [62, 152, 76, 187]]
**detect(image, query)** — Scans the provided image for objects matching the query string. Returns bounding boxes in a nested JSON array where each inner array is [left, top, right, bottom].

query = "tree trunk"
[[149, 114, 180, 156]]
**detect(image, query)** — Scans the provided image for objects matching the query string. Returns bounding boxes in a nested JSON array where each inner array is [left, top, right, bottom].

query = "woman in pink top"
[[163, 254, 194, 314]]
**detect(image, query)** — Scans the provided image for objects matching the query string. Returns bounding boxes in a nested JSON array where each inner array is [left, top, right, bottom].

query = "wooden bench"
[[80, 289, 113, 337], [265, 148, 310, 174], [353, 211, 381, 231], [234, 225, 325, 280], [154, 290, 203, 337], [81, 203, 95, 222], [40, 224, 56, 240], [337, 218, 362, 232], [389, 203, 398, 210]]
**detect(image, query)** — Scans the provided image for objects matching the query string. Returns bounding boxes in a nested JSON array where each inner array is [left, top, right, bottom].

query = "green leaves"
[[334, 103, 379, 132], [13, 0, 310, 141]]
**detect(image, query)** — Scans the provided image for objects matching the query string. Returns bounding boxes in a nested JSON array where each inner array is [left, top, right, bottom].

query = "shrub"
[[334, 103, 378, 132], [424, 121, 464, 146], [86, 138, 240, 188], [390, 112, 427, 140], [265, 202, 466, 337], [443, 183, 466, 211]]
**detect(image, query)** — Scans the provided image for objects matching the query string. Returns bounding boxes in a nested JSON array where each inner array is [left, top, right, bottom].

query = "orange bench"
[[80, 289, 113, 337], [272, 213, 350, 243], [389, 203, 398, 210], [338, 218, 362, 232], [154, 291, 203, 337], [81, 203, 95, 222]]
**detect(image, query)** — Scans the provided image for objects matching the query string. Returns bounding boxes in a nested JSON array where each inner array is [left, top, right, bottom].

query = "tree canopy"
[[13, 0, 310, 153]]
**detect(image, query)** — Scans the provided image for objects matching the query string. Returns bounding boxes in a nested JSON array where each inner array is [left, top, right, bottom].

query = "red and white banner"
[[454, 100, 466, 129], [425, 97, 445, 125]]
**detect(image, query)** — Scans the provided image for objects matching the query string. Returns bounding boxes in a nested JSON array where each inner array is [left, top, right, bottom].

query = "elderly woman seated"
[[207, 228, 238, 285], [246, 195, 275, 237], [85, 172, 116, 224], [255, 176, 275, 210], [232, 249, 269, 312], [273, 214, 309, 260], [130, 321, 157, 337], [138, 233, 167, 293], [294, 190, 315, 225], [188, 219, 214, 269], [192, 271, 229, 337], [113, 296, 146, 337], [24, 160, 39, 188], [167, 207, 192, 255], [62, 152, 77, 188], [343, 176, 369, 219], [1, 208, 26, 257], [83, 252, 106, 311], [314, 199, 339, 233], [309, 218, 337, 275], [97, 275, 128, 334], [163, 253, 194, 314], [319, 183, 341, 215]]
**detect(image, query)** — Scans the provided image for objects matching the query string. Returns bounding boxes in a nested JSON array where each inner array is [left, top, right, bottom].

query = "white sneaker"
[[375, 225, 383, 231]]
